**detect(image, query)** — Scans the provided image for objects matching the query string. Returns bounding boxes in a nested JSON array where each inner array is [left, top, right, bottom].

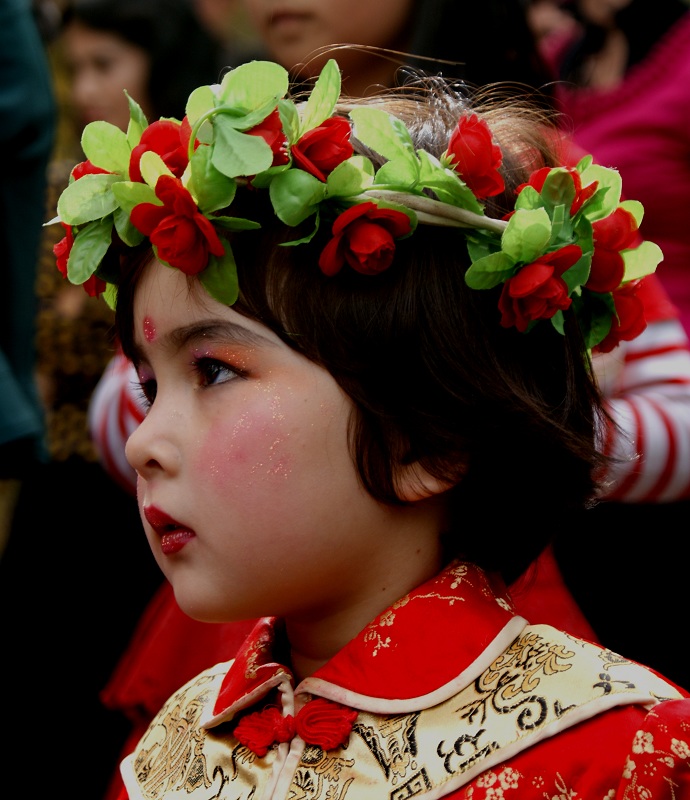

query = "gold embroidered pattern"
[[124, 626, 683, 800]]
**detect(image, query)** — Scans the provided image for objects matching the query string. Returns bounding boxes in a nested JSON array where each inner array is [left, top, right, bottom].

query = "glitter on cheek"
[[143, 316, 156, 342], [196, 403, 293, 492]]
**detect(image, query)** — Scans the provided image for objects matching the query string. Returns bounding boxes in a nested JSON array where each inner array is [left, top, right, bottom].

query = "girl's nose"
[[125, 409, 182, 481]]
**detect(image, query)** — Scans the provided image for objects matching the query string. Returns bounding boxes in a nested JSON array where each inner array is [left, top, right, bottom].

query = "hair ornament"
[[50, 58, 662, 352]]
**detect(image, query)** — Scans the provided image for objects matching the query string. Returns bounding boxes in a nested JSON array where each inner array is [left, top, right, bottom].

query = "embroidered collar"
[[210, 562, 526, 723]]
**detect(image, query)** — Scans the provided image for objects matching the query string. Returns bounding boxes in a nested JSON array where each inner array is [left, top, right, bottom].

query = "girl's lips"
[[144, 506, 195, 555], [160, 530, 195, 555]]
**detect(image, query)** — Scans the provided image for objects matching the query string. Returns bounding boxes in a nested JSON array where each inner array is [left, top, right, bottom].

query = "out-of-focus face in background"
[[576, 0, 633, 26], [242, 0, 415, 95], [61, 19, 152, 131]]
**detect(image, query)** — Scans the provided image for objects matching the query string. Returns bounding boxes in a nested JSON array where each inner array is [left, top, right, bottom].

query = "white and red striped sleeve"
[[597, 316, 690, 502], [88, 348, 146, 497]]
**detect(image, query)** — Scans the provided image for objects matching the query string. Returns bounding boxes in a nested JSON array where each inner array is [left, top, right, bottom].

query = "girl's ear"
[[396, 462, 458, 502]]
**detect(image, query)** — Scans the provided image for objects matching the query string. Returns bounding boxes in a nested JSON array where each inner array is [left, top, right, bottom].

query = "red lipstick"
[[144, 506, 195, 555]]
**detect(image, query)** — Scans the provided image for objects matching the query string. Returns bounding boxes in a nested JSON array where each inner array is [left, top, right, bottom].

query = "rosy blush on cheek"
[[143, 316, 156, 342], [195, 408, 292, 493]]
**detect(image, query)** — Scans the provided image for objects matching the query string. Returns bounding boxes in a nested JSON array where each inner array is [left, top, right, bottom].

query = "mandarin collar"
[[210, 562, 527, 723]]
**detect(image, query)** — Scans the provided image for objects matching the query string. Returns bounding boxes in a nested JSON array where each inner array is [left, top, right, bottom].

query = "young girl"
[[53, 58, 689, 797]]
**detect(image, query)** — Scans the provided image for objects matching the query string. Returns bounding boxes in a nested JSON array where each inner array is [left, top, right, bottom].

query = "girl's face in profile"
[[62, 20, 153, 132], [125, 260, 440, 634]]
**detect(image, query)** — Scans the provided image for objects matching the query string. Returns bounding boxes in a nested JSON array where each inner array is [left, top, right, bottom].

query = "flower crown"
[[50, 58, 662, 353]]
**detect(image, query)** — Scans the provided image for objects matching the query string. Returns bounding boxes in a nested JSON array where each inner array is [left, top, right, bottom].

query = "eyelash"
[[133, 356, 242, 410]]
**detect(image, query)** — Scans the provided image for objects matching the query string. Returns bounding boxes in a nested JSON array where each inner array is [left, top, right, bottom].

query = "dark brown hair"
[[116, 83, 606, 582]]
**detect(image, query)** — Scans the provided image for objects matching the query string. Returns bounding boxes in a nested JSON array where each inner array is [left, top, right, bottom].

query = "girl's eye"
[[132, 377, 156, 411], [195, 357, 239, 387]]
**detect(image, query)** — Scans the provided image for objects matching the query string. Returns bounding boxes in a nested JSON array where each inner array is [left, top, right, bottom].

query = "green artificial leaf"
[[125, 92, 149, 147], [539, 169, 576, 212], [270, 169, 326, 225], [466, 230, 501, 263], [514, 184, 542, 211], [67, 217, 113, 283], [112, 180, 159, 215], [417, 150, 484, 212], [620, 198, 644, 226], [220, 97, 286, 131], [189, 145, 237, 213], [350, 106, 415, 163], [579, 163, 622, 220], [103, 282, 118, 310], [622, 240, 664, 282], [299, 58, 341, 133], [186, 84, 217, 127], [561, 248, 592, 294], [58, 173, 123, 225], [113, 206, 145, 247], [465, 250, 516, 289], [374, 156, 419, 189], [502, 207, 551, 263], [574, 153, 593, 172], [547, 202, 570, 244], [573, 290, 615, 349], [327, 156, 374, 197], [212, 122, 273, 178], [200, 247, 239, 306], [82, 121, 130, 173], [218, 60, 289, 109], [139, 150, 173, 188], [278, 98, 300, 144], [211, 215, 261, 231], [551, 309, 566, 336]]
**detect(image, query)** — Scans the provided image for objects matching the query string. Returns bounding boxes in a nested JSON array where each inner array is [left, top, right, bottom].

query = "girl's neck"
[[285, 520, 445, 683]]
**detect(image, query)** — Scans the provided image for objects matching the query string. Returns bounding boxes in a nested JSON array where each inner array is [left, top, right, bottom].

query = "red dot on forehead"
[[143, 316, 156, 342]]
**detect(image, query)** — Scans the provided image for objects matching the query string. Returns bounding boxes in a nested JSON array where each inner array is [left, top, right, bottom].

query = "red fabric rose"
[[594, 281, 647, 354], [246, 108, 289, 167], [294, 698, 358, 750], [53, 222, 107, 297], [81, 272, 108, 297], [291, 117, 353, 182], [586, 207, 640, 294], [444, 113, 504, 199], [318, 202, 411, 277], [53, 222, 73, 279], [130, 174, 225, 274], [499, 244, 582, 332], [234, 707, 295, 757], [518, 166, 597, 215], [70, 160, 111, 180], [129, 118, 196, 183]]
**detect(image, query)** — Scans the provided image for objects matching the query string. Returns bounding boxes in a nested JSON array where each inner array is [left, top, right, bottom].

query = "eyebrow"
[[131, 319, 277, 364]]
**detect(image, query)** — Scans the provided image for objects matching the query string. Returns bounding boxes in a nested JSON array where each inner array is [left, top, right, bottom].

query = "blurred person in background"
[[0, 0, 56, 554], [242, 0, 554, 100], [193, 0, 262, 65], [538, 0, 690, 334]]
